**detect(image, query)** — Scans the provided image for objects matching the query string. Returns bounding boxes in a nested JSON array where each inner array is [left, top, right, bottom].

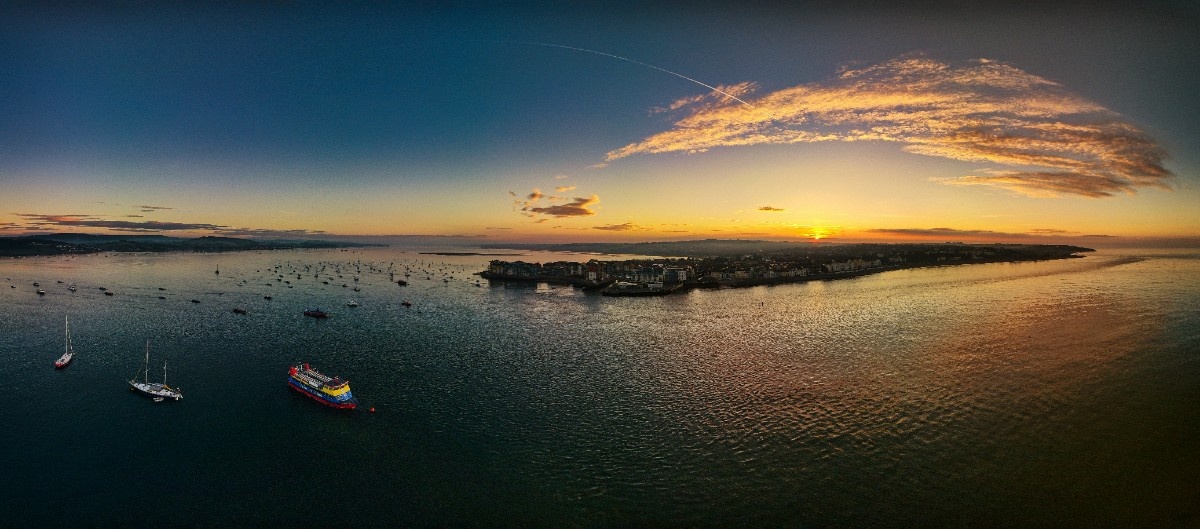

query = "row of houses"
[[486, 260, 689, 282], [487, 256, 887, 285]]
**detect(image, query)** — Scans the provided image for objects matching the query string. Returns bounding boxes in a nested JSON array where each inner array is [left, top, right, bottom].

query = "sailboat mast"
[[163, 357, 168, 386], [144, 340, 151, 383], [64, 315, 69, 356]]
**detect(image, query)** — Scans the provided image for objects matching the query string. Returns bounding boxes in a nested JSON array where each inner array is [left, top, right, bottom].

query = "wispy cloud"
[[555, 185, 576, 193], [12, 213, 325, 237], [865, 227, 1093, 239], [758, 206, 785, 212], [593, 222, 640, 231], [17, 214, 226, 232], [138, 205, 173, 212], [608, 55, 1173, 198], [216, 227, 327, 237]]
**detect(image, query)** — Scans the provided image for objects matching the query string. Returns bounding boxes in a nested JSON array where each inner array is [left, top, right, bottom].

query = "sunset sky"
[[3, 2, 1198, 245]]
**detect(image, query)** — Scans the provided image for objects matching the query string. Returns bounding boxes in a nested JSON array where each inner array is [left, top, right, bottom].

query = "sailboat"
[[54, 316, 74, 369], [129, 340, 183, 401]]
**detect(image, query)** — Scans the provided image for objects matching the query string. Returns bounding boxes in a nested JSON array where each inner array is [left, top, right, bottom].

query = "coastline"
[[478, 250, 1091, 295]]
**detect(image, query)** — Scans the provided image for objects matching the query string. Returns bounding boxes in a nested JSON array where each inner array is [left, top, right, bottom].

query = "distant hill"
[[0, 233, 377, 257]]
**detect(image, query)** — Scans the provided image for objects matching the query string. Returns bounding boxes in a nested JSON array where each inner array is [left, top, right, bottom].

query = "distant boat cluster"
[[32, 255, 483, 410], [55, 317, 357, 410]]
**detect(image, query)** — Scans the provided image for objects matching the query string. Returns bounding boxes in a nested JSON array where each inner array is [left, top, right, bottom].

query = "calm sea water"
[[2, 246, 1197, 528]]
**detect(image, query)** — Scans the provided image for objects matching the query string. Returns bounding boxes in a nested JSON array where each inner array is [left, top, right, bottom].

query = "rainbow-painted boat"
[[287, 363, 358, 409]]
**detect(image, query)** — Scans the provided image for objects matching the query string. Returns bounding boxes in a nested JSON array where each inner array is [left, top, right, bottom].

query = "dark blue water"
[[3, 247, 1198, 527]]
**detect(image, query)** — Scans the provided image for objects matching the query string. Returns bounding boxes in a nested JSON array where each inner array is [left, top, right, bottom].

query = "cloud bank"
[[12, 213, 325, 237], [865, 227, 1083, 240], [593, 222, 639, 231], [607, 56, 1172, 198]]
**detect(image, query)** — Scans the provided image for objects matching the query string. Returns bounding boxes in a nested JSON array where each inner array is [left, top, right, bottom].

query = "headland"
[[477, 240, 1094, 295]]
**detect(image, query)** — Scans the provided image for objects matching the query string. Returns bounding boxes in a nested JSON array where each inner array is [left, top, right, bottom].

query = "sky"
[[2, 1, 1199, 245]]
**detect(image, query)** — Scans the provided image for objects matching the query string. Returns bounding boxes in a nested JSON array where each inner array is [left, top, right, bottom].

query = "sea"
[[2, 246, 1197, 528]]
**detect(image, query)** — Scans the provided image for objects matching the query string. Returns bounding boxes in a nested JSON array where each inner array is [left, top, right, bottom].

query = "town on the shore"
[[478, 242, 1095, 296]]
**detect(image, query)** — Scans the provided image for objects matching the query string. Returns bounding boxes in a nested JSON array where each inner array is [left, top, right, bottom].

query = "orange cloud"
[[593, 222, 639, 231], [865, 227, 1091, 240], [607, 55, 1172, 198], [758, 206, 785, 212]]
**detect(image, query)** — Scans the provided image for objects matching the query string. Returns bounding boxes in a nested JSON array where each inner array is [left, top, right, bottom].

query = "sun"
[[799, 225, 838, 240]]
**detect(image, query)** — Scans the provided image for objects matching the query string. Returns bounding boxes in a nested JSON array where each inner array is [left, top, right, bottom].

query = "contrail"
[[525, 41, 776, 121]]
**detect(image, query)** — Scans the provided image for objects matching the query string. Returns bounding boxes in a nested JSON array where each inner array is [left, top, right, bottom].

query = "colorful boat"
[[287, 363, 358, 409]]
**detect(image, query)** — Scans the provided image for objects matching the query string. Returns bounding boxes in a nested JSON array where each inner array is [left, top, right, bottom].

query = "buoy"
[[370, 407, 376, 413]]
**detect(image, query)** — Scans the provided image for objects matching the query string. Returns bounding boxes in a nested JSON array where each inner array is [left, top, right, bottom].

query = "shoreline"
[[479, 253, 1088, 294]]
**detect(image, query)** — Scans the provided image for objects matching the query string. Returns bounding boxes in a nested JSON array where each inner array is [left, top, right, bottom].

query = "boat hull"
[[287, 378, 358, 409], [130, 380, 182, 401]]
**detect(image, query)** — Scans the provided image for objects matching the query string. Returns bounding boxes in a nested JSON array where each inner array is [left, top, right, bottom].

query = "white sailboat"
[[129, 340, 182, 401], [54, 316, 74, 369]]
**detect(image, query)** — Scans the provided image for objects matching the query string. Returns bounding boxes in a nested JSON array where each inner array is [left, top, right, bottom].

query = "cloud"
[[526, 195, 600, 218], [607, 55, 1173, 198], [554, 174, 569, 180], [215, 228, 327, 237], [513, 186, 601, 220], [16, 214, 227, 232], [138, 205, 173, 212], [555, 185, 576, 193], [758, 206, 785, 212], [652, 82, 760, 114], [865, 227, 1094, 239], [593, 222, 639, 231], [12, 213, 325, 237]]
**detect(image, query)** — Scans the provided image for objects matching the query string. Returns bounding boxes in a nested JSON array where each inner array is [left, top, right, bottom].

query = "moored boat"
[[129, 340, 182, 401], [287, 363, 358, 409], [55, 316, 75, 369], [303, 308, 328, 318]]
